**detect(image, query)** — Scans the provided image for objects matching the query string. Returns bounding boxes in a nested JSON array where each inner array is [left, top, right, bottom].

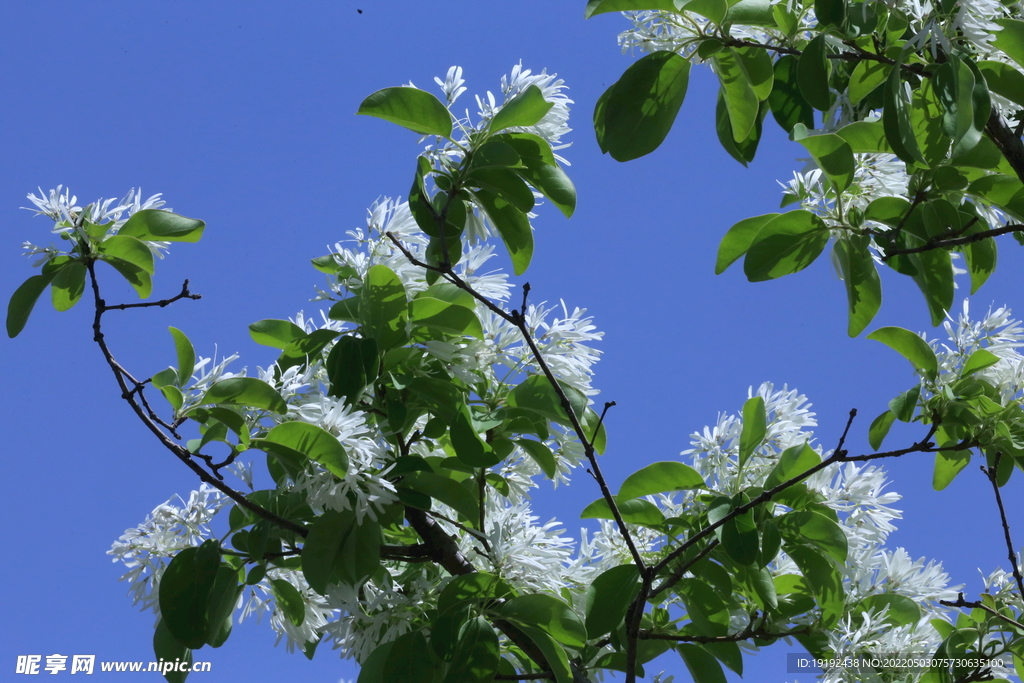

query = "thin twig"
[[100, 279, 201, 311], [982, 455, 1024, 599], [940, 593, 1024, 633]]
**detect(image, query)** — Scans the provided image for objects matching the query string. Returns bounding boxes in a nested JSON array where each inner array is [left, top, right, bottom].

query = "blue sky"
[[2, 2, 1023, 682]]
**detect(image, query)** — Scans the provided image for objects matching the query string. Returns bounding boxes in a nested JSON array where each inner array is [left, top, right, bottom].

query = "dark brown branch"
[[720, 37, 928, 75], [100, 279, 201, 311], [986, 108, 1024, 185], [940, 592, 1024, 632], [884, 223, 1023, 258], [982, 456, 1024, 599], [639, 621, 809, 644]]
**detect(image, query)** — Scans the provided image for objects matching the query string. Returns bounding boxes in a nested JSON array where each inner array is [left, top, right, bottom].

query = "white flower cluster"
[[22, 186, 171, 262], [107, 484, 228, 616]]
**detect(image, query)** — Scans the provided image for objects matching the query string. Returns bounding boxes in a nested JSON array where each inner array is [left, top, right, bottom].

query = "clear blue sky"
[[2, 2, 1022, 682]]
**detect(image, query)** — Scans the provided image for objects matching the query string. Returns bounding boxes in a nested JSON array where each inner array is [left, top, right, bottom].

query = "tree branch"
[[985, 108, 1024, 185], [85, 262, 309, 539], [982, 456, 1024, 599]]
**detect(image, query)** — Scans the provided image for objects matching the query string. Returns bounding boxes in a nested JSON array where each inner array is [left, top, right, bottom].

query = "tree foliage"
[[10, 1, 1024, 682]]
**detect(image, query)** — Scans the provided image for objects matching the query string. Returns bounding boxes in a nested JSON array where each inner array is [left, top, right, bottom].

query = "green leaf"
[[849, 60, 890, 105], [98, 234, 155, 275], [814, 0, 845, 27], [467, 168, 535, 213], [584, 564, 641, 638], [963, 228, 997, 295], [169, 327, 196, 388], [405, 375, 462, 422], [357, 86, 453, 137], [402, 471, 479, 524], [259, 421, 348, 478], [249, 319, 307, 349], [490, 84, 554, 131], [594, 51, 691, 161], [739, 396, 766, 468], [516, 439, 557, 479], [977, 60, 1024, 108], [868, 410, 897, 450], [357, 641, 395, 683], [715, 49, 760, 142], [934, 449, 971, 490], [678, 578, 731, 636], [743, 210, 829, 282], [438, 572, 516, 615], [276, 328, 341, 374], [326, 336, 378, 403], [836, 120, 891, 153], [50, 261, 87, 312], [581, 496, 665, 526], [764, 442, 821, 489], [507, 375, 586, 426], [994, 19, 1024, 70], [200, 377, 287, 414], [716, 214, 780, 274], [159, 540, 222, 649], [727, 0, 776, 26], [962, 348, 1000, 376], [472, 188, 533, 275], [362, 264, 409, 349], [867, 326, 938, 380], [797, 35, 832, 111], [768, 55, 814, 133], [410, 296, 484, 338], [7, 272, 57, 338], [499, 593, 587, 647], [102, 256, 152, 298], [618, 461, 705, 500], [301, 509, 355, 594], [787, 545, 844, 628], [442, 617, 500, 683], [910, 248, 955, 326], [715, 90, 768, 165], [856, 593, 921, 626], [735, 46, 774, 101], [118, 210, 205, 243], [450, 403, 500, 468], [678, 644, 728, 683], [888, 385, 921, 423], [518, 626, 572, 683], [934, 55, 982, 157], [153, 619, 193, 683], [777, 510, 848, 562], [834, 235, 882, 336], [382, 631, 432, 683], [513, 157, 577, 218], [270, 578, 305, 627], [792, 127, 855, 192], [584, 0, 686, 18], [883, 48, 927, 166]]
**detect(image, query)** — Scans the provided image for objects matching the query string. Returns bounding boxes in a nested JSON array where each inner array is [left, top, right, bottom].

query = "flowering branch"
[[385, 231, 647, 571], [652, 414, 944, 577], [85, 261, 310, 539]]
